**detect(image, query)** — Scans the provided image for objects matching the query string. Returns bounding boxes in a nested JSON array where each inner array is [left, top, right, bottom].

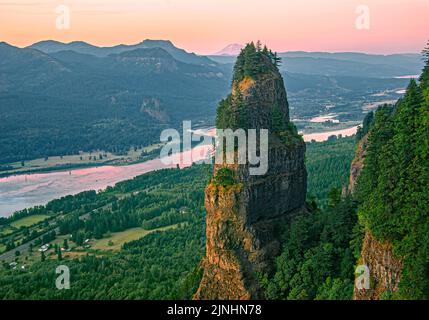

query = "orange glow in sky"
[[0, 0, 428, 54]]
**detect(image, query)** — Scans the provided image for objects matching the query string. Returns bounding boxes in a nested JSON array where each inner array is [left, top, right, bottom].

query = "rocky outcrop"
[[140, 97, 170, 123], [350, 134, 402, 300], [354, 232, 402, 300], [348, 133, 368, 194], [194, 45, 308, 300]]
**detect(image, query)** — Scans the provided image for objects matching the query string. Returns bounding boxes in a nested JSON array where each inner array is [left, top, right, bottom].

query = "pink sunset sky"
[[0, 0, 428, 54]]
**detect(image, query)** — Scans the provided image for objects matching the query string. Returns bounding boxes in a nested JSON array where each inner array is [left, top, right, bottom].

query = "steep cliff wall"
[[194, 45, 308, 300], [354, 232, 402, 300], [350, 133, 402, 300], [348, 134, 368, 194]]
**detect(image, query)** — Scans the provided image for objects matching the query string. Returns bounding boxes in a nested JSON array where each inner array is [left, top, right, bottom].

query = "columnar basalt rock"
[[194, 44, 308, 300]]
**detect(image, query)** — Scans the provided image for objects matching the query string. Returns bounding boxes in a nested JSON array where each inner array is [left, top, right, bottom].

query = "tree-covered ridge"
[[355, 111, 375, 141], [233, 41, 281, 83], [420, 42, 429, 98], [355, 44, 429, 299], [216, 42, 282, 130], [216, 42, 301, 147], [0, 42, 228, 164]]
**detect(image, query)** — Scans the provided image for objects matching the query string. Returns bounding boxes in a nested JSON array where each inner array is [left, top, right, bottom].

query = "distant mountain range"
[[0, 39, 424, 163], [28, 39, 215, 66], [0, 40, 230, 163], [210, 49, 423, 78]]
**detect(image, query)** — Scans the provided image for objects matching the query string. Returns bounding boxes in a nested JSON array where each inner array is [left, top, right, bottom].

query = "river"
[[0, 126, 358, 217]]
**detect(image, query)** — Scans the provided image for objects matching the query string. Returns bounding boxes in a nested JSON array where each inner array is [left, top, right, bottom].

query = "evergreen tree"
[[63, 239, 69, 250]]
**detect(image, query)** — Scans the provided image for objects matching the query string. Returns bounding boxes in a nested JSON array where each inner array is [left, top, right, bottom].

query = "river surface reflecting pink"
[[0, 126, 358, 217], [0, 145, 212, 217]]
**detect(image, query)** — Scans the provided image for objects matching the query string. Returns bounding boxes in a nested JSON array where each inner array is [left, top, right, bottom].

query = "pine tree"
[[256, 40, 262, 52], [273, 52, 282, 67], [420, 41, 429, 86], [63, 239, 69, 250]]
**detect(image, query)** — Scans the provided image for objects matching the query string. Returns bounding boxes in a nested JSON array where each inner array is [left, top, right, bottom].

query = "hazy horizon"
[[1, 38, 424, 56], [1, 0, 428, 55]]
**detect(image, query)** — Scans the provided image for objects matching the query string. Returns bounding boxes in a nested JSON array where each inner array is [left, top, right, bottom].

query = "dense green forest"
[[0, 135, 356, 299], [261, 192, 359, 300], [263, 48, 429, 300], [306, 137, 356, 204], [355, 53, 429, 298], [0, 165, 207, 299]]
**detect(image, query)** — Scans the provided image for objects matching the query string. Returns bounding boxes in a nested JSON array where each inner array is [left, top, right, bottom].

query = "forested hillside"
[[0, 41, 229, 164], [354, 48, 429, 299], [0, 166, 207, 299], [0, 135, 356, 299], [261, 46, 429, 300], [306, 137, 355, 204], [262, 192, 359, 300], [1, 39, 420, 165]]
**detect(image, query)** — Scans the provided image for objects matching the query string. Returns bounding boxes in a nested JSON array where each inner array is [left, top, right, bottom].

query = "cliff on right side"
[[351, 52, 429, 299]]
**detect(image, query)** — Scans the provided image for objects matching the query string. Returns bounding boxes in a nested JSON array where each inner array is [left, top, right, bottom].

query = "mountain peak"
[[68, 41, 95, 46], [31, 40, 65, 46], [141, 39, 175, 48], [214, 43, 243, 56], [114, 47, 173, 59], [0, 41, 14, 48]]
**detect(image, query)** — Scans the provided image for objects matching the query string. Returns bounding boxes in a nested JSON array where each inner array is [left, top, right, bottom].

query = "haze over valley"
[[0, 39, 422, 167]]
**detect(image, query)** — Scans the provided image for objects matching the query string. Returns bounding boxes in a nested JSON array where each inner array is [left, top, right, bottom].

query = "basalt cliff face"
[[194, 44, 308, 300]]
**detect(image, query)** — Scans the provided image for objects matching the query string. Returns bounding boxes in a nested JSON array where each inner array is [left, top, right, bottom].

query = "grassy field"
[[10, 215, 49, 228], [0, 226, 14, 236], [296, 120, 362, 134], [91, 225, 179, 251], [1, 143, 164, 177]]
